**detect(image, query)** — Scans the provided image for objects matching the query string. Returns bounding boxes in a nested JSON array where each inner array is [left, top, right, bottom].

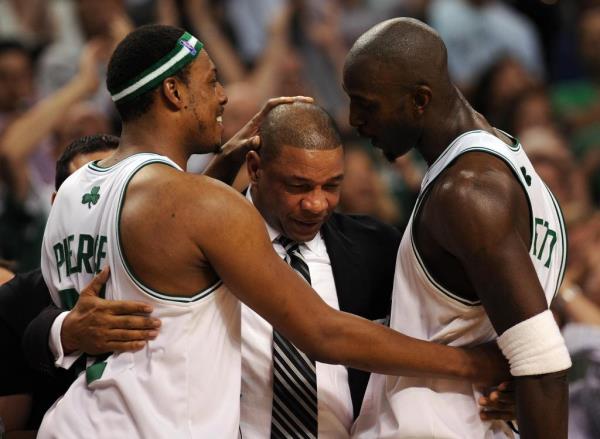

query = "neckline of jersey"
[[88, 152, 164, 172]]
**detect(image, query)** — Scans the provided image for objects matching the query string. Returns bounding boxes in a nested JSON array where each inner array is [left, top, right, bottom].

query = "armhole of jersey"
[[410, 186, 482, 307], [115, 159, 222, 303], [410, 146, 536, 308]]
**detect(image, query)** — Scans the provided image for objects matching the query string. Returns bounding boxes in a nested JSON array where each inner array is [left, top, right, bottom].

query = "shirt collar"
[[246, 185, 323, 254]]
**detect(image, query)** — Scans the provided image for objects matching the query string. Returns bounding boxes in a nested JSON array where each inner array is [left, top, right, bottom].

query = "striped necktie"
[[271, 236, 318, 439]]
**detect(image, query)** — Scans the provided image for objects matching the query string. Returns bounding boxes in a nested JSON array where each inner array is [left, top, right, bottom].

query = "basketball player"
[[343, 18, 571, 438], [37, 25, 506, 438]]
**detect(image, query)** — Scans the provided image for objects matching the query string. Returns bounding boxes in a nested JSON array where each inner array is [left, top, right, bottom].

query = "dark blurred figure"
[[0, 43, 108, 270], [338, 144, 403, 227], [0, 40, 34, 129], [471, 56, 538, 127], [0, 0, 55, 50], [501, 86, 555, 136], [552, 6, 600, 158], [36, 0, 131, 110]]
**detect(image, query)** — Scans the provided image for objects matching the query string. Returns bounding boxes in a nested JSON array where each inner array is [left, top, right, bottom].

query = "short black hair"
[[259, 103, 342, 163], [55, 134, 119, 190], [107, 24, 192, 123], [0, 39, 31, 59]]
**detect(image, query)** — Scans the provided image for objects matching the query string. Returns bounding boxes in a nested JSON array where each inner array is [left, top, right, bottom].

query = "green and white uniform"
[[39, 153, 241, 438], [352, 130, 566, 438]]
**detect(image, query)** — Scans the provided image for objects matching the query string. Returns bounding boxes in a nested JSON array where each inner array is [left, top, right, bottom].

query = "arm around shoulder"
[[194, 182, 506, 382]]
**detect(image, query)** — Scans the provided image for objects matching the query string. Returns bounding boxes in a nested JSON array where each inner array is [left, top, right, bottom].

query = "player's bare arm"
[[425, 152, 569, 438], [117, 164, 507, 383]]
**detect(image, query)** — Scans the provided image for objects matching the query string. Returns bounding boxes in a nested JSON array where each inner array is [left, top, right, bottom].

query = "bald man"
[[343, 18, 570, 439]]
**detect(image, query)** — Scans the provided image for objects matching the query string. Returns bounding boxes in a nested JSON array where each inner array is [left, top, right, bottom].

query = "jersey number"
[[532, 217, 557, 268]]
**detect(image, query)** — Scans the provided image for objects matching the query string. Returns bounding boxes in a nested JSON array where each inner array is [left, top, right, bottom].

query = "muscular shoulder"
[[125, 164, 260, 234], [425, 151, 526, 255]]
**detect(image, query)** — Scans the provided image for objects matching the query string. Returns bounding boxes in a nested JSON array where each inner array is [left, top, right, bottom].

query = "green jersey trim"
[[426, 130, 520, 177], [87, 153, 165, 172], [86, 361, 107, 385], [116, 159, 222, 303], [410, 188, 482, 307], [543, 183, 568, 300]]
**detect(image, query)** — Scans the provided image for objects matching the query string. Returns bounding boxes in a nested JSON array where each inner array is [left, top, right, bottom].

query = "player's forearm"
[[203, 147, 245, 185], [312, 311, 505, 383], [515, 371, 568, 438]]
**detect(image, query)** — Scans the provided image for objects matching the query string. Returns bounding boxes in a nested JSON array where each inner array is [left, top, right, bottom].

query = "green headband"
[[110, 32, 204, 103]]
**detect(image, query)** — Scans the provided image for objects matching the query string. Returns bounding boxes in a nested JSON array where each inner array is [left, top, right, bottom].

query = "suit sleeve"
[[22, 304, 65, 376]]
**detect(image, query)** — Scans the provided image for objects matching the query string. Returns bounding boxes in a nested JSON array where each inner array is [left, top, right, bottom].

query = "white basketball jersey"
[[39, 153, 241, 439], [352, 130, 566, 438]]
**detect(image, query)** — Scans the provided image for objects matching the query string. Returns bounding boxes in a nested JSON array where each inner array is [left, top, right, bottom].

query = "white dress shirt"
[[241, 189, 354, 438]]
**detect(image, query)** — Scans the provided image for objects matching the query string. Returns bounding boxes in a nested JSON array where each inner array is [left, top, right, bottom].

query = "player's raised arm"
[[190, 174, 508, 384]]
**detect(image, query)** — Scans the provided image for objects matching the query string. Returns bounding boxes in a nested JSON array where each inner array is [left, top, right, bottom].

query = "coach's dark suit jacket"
[[320, 212, 401, 418], [14, 212, 401, 422], [0, 269, 75, 428]]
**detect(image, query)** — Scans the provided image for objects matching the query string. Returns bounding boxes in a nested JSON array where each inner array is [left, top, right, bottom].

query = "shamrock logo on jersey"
[[82, 186, 101, 208]]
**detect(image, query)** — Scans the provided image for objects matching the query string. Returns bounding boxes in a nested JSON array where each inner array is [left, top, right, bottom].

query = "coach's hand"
[[61, 267, 161, 355], [479, 381, 516, 421]]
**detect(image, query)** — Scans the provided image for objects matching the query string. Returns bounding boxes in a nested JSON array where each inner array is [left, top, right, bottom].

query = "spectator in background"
[[429, 0, 544, 91], [470, 56, 538, 127], [0, 0, 55, 50], [521, 126, 600, 439], [552, 5, 600, 206], [35, 0, 132, 114], [0, 40, 34, 130], [338, 144, 402, 227], [224, 0, 285, 64], [502, 86, 555, 136], [552, 5, 600, 142], [0, 41, 107, 270]]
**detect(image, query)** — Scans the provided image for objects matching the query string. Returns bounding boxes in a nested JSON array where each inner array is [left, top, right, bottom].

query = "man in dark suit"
[[240, 102, 400, 437]]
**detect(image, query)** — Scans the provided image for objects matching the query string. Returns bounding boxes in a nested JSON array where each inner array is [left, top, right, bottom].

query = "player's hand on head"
[[479, 381, 516, 421], [219, 96, 314, 161], [61, 266, 161, 355]]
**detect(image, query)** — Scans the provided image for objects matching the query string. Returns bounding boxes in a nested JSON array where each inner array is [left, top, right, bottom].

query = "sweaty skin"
[[343, 18, 568, 438], [99, 47, 507, 383]]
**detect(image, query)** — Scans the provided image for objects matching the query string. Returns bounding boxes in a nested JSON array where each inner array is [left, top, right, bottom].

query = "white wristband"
[[497, 310, 572, 376]]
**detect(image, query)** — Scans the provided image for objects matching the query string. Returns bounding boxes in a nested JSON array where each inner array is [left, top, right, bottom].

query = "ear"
[[246, 150, 262, 184], [161, 77, 185, 110], [413, 85, 432, 116]]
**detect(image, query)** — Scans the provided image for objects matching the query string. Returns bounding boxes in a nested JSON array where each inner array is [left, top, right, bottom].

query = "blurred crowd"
[[0, 0, 599, 436]]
